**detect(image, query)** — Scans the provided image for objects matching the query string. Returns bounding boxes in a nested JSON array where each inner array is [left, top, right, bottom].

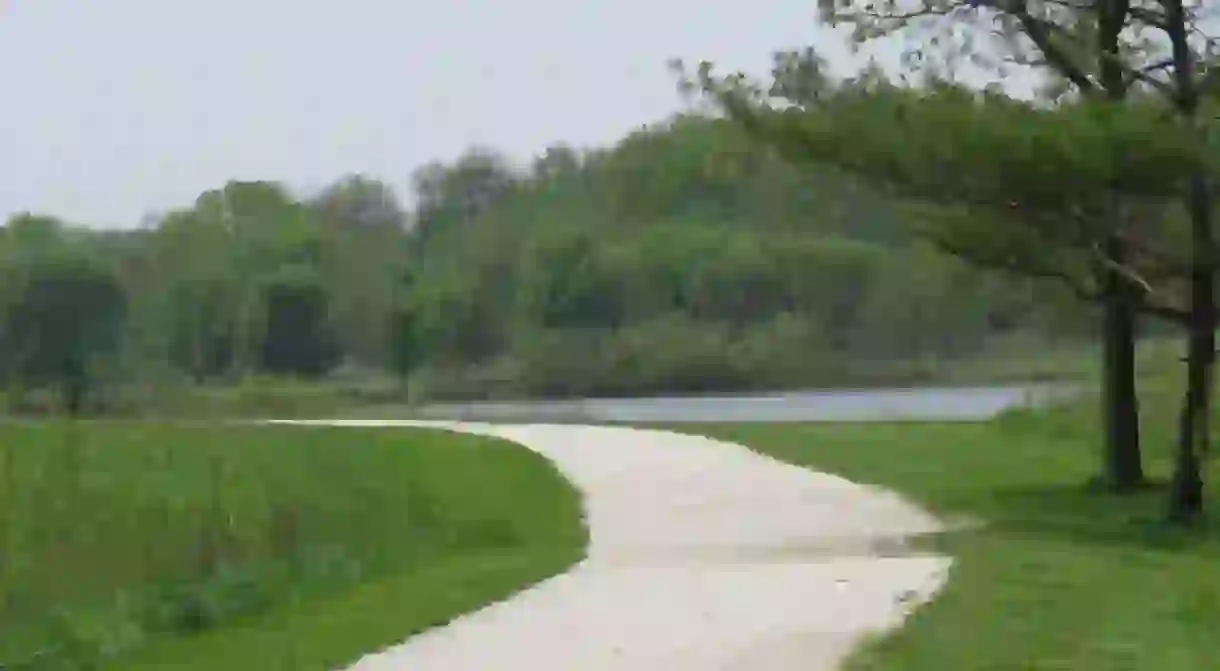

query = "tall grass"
[[0, 422, 582, 669]]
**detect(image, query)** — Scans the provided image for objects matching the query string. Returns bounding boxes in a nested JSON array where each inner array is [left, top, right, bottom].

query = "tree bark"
[[1101, 235, 1144, 490], [1094, 0, 1144, 492], [1169, 171, 1212, 523], [61, 370, 87, 418], [1164, 0, 1210, 523]]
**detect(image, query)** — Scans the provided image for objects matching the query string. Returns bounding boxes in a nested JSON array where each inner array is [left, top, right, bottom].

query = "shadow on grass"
[[947, 480, 1220, 557]]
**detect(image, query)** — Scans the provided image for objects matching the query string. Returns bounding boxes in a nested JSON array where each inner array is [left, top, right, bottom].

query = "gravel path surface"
[[273, 420, 952, 670]]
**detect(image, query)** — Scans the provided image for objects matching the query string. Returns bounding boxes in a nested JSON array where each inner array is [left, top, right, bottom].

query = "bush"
[[729, 312, 833, 386], [602, 316, 745, 394], [507, 313, 831, 398], [512, 328, 613, 398]]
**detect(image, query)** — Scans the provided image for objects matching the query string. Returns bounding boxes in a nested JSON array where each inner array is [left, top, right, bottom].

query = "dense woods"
[[0, 116, 1086, 414]]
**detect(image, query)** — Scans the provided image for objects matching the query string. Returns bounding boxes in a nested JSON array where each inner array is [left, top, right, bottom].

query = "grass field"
[[0, 422, 585, 670], [699, 347, 1220, 670]]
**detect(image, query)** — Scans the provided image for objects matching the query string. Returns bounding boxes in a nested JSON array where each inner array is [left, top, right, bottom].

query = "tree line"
[[0, 115, 1085, 414]]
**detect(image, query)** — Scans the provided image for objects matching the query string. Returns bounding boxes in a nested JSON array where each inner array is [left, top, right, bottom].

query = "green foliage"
[[388, 308, 423, 379], [515, 228, 628, 330], [311, 175, 411, 365], [403, 265, 510, 365], [256, 268, 340, 377], [684, 49, 1220, 504], [411, 148, 519, 254], [2, 108, 1097, 410], [0, 252, 127, 414], [166, 275, 238, 381], [687, 67, 1203, 296], [0, 213, 68, 258], [119, 180, 370, 386]]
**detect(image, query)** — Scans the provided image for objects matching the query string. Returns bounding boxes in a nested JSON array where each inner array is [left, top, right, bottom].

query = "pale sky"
[[0, 1, 1011, 228]]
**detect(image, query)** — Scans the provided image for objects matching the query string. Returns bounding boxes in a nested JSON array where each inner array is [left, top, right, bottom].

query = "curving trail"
[[273, 420, 952, 671]]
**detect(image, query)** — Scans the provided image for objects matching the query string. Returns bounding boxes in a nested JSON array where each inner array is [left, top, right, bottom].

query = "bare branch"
[[1036, 0, 1168, 27], [1127, 5, 1170, 30], [926, 226, 1102, 295], [1138, 294, 1191, 322], [1141, 58, 1175, 72], [1010, 5, 1098, 92], [1090, 242, 1156, 294], [853, 4, 960, 22]]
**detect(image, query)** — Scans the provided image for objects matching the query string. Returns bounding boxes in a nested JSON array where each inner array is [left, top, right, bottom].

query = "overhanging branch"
[[1011, 6, 1098, 93]]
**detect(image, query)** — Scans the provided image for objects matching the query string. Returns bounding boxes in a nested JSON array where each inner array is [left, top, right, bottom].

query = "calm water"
[[416, 384, 1077, 424]]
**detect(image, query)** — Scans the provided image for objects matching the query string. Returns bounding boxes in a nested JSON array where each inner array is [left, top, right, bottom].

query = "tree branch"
[[1010, 5, 1098, 92], [928, 231, 1100, 296], [1138, 294, 1191, 322], [1127, 5, 1170, 30], [1090, 242, 1155, 294], [927, 224, 1200, 324], [967, 0, 1179, 97], [853, 4, 960, 22]]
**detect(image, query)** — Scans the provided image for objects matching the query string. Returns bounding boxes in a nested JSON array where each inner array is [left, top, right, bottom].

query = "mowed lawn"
[[699, 386, 1220, 670], [0, 421, 585, 670]]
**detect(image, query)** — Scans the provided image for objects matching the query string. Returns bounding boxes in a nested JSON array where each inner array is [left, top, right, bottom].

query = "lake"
[[414, 384, 1078, 424]]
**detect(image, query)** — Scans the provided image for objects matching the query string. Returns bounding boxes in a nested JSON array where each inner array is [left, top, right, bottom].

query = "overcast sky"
[[0, 1, 1011, 228]]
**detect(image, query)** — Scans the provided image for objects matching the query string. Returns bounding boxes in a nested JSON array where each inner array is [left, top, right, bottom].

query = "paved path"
[[273, 420, 952, 670]]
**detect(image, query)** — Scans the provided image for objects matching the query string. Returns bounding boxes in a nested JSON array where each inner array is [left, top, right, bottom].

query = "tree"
[[0, 215, 69, 321], [1157, 0, 1216, 521], [1, 253, 128, 415], [515, 228, 628, 330], [256, 268, 340, 377], [808, 0, 1219, 522], [166, 275, 238, 381], [388, 269, 424, 381], [410, 148, 519, 254], [310, 174, 405, 231], [680, 59, 1208, 485], [679, 0, 1220, 490], [1, 213, 66, 257], [310, 176, 412, 367], [146, 182, 330, 376], [531, 144, 583, 182]]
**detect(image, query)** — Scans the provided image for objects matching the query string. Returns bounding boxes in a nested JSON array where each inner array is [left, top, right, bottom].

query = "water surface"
[[416, 384, 1076, 424]]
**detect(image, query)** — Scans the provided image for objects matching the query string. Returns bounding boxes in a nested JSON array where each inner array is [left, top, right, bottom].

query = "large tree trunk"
[[1095, 0, 1144, 492], [61, 369, 87, 418], [1169, 373, 1205, 522], [1164, 0, 1210, 523], [1169, 171, 1212, 523], [1101, 237, 1144, 491]]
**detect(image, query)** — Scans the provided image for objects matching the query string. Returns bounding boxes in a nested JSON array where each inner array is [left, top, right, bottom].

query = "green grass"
[[3, 374, 410, 420], [155, 378, 381, 419], [0, 422, 584, 670], [696, 349, 1220, 670]]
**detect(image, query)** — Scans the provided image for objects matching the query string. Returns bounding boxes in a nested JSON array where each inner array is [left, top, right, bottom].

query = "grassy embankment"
[[0, 422, 585, 670], [700, 338, 1220, 670]]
